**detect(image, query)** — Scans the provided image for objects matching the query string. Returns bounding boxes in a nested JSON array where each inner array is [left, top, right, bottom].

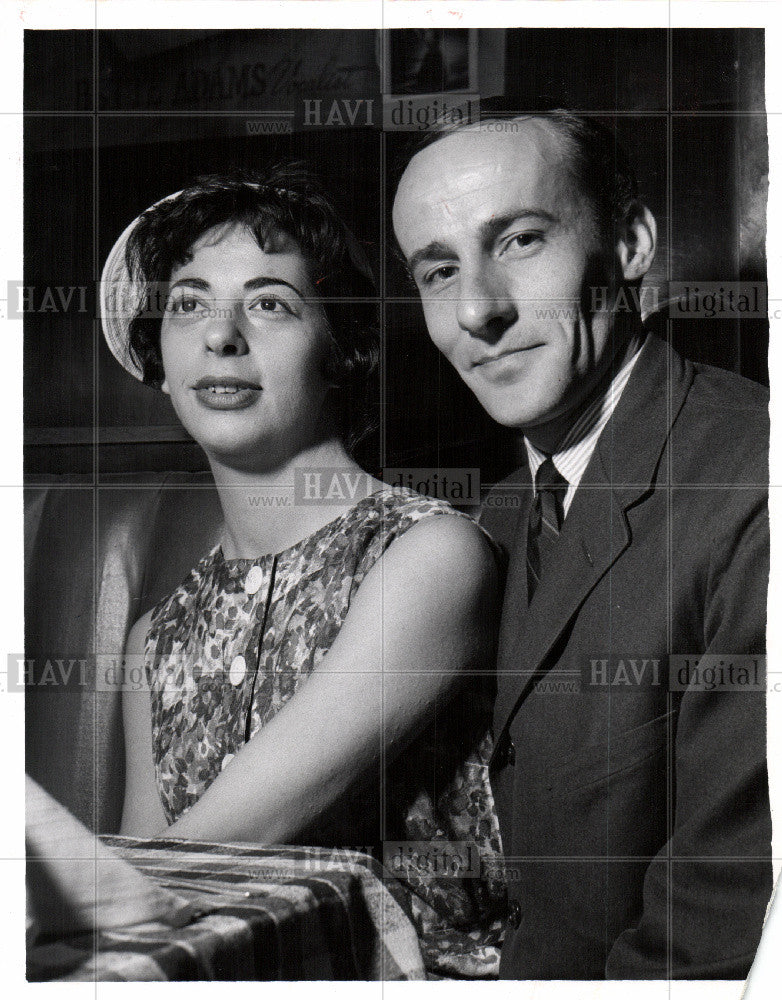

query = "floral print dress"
[[144, 487, 506, 976]]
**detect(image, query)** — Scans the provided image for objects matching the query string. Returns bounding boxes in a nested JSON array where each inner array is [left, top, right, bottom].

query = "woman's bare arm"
[[119, 609, 168, 837], [163, 514, 500, 844]]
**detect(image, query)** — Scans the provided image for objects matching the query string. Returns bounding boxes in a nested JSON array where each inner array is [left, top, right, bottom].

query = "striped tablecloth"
[[27, 836, 426, 981]]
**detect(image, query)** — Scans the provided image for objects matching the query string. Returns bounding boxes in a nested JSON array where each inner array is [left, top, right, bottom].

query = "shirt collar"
[[524, 340, 645, 497]]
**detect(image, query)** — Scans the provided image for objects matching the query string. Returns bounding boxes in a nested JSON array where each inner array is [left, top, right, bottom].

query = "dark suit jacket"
[[481, 333, 772, 979]]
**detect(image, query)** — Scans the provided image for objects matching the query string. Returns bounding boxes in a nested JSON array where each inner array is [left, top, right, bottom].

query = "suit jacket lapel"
[[493, 446, 631, 737], [492, 334, 695, 741], [492, 466, 533, 668]]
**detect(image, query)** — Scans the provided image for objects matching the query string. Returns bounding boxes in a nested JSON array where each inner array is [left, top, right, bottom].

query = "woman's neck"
[[208, 436, 382, 560]]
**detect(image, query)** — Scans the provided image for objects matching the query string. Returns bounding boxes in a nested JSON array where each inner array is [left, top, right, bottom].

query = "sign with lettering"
[[98, 30, 380, 112]]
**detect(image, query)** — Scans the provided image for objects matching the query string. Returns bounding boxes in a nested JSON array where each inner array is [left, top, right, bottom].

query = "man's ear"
[[616, 202, 656, 281], [161, 378, 170, 395]]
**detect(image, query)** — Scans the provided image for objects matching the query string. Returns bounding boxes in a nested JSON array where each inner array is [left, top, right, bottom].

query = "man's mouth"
[[472, 345, 542, 368]]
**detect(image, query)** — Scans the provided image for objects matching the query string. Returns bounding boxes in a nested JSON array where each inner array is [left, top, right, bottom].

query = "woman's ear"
[[161, 378, 170, 395], [616, 202, 657, 281]]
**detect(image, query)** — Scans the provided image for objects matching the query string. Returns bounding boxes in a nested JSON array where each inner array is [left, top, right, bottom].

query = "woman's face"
[[159, 223, 333, 470]]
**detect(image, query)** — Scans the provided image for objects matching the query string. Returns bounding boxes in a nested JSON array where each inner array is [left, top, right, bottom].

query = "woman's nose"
[[455, 264, 518, 341], [205, 309, 249, 356]]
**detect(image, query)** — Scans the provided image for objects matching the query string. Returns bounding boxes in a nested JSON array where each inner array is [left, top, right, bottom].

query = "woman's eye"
[[249, 296, 293, 316], [165, 295, 204, 315]]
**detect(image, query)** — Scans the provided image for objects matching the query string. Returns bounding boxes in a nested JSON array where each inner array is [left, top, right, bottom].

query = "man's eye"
[[503, 232, 543, 254], [422, 264, 458, 287]]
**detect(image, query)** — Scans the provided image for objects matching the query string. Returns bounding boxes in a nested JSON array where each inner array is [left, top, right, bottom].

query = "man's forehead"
[[394, 121, 577, 232]]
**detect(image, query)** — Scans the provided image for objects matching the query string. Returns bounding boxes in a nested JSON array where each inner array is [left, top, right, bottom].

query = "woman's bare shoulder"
[[125, 608, 155, 657], [384, 510, 498, 591], [342, 510, 500, 641]]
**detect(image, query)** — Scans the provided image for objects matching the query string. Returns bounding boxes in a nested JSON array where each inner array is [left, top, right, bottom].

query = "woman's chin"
[[200, 439, 282, 474]]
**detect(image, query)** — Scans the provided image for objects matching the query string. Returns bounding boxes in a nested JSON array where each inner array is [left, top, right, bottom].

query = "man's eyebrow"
[[406, 210, 560, 273], [407, 241, 457, 275], [477, 209, 559, 245]]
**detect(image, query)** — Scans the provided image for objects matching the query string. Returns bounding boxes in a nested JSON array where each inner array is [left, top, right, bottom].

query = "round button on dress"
[[244, 565, 265, 595], [229, 654, 247, 686]]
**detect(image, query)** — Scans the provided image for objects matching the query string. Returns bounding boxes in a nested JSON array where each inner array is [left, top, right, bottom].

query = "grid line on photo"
[[665, 23, 674, 984], [91, 19, 100, 988]]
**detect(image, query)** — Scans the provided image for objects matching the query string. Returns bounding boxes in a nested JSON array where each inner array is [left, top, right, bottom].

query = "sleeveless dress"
[[144, 487, 507, 976]]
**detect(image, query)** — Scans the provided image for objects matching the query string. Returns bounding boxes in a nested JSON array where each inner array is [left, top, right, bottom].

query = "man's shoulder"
[[673, 357, 769, 481], [619, 334, 768, 484], [480, 464, 531, 513], [685, 357, 768, 418], [477, 464, 532, 557]]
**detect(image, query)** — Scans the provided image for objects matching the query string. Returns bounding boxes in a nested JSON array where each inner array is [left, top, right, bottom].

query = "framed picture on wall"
[[380, 29, 479, 96]]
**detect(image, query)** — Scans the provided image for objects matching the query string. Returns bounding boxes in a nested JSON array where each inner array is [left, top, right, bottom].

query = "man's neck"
[[523, 325, 645, 454]]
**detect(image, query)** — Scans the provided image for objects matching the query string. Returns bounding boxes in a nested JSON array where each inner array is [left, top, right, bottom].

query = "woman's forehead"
[[169, 223, 310, 284], [189, 221, 301, 258]]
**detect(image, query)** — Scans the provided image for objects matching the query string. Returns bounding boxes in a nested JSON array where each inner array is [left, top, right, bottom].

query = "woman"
[[102, 165, 506, 974]]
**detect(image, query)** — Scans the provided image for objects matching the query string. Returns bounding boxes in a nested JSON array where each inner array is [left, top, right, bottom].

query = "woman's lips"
[[192, 379, 262, 410]]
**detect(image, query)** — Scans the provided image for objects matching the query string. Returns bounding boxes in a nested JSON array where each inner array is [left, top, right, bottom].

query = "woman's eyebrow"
[[168, 276, 307, 296], [244, 276, 306, 297], [168, 277, 211, 292]]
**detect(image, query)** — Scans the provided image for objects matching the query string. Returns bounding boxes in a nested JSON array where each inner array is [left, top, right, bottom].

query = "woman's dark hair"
[[125, 164, 379, 454]]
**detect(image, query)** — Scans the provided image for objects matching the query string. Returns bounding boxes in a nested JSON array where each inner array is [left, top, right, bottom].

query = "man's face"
[[393, 122, 620, 437]]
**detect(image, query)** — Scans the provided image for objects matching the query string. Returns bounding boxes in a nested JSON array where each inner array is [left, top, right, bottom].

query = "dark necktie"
[[526, 456, 568, 602]]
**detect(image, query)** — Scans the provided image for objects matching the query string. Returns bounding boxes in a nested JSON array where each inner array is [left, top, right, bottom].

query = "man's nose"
[[205, 307, 249, 356], [455, 264, 517, 341]]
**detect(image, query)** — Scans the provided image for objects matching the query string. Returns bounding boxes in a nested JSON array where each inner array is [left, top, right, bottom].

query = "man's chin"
[[475, 390, 553, 429], [479, 395, 577, 447]]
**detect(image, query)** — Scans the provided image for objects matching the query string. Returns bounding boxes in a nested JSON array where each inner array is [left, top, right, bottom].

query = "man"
[[392, 113, 772, 979]]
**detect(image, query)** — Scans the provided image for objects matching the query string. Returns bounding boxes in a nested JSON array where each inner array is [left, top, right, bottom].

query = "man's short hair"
[[406, 111, 640, 253]]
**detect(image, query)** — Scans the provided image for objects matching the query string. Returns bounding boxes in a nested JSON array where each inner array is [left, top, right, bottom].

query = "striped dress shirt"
[[524, 342, 644, 517]]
